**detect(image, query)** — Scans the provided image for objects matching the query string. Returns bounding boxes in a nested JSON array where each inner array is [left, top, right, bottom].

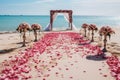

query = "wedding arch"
[[45, 10, 77, 31]]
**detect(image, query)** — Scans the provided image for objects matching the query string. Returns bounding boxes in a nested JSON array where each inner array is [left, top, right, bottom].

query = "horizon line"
[[0, 14, 118, 17]]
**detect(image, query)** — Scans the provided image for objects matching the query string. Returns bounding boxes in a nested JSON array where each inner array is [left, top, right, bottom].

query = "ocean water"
[[0, 15, 120, 31]]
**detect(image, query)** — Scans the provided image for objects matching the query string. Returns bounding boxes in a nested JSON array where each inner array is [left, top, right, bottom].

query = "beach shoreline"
[[0, 28, 120, 58], [0, 28, 120, 80], [0, 31, 17, 34], [0, 27, 120, 52], [0, 30, 116, 80]]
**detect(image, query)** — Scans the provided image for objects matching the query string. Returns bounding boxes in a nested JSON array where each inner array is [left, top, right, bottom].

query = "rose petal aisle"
[[0, 32, 115, 80]]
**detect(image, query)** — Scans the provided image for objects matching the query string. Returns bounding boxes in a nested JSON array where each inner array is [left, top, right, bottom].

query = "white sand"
[[0, 28, 120, 80], [31, 50, 114, 80], [0, 32, 42, 63]]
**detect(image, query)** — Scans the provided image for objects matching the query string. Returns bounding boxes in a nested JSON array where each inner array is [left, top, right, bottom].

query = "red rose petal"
[[66, 68, 69, 70], [99, 69, 102, 71], [103, 75, 107, 77], [83, 71, 86, 73]]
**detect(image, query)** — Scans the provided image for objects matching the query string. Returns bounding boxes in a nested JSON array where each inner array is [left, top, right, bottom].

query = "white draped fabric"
[[63, 13, 69, 22], [45, 12, 78, 31], [72, 24, 78, 31], [45, 13, 57, 31], [63, 13, 78, 31], [44, 23, 51, 31]]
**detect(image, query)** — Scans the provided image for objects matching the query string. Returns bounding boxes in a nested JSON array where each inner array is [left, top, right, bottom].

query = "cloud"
[[35, 0, 55, 3], [69, 0, 120, 16], [97, 0, 120, 3], [0, 0, 120, 15]]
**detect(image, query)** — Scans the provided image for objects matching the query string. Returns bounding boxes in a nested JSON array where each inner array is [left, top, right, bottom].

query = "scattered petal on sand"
[[0, 32, 116, 80]]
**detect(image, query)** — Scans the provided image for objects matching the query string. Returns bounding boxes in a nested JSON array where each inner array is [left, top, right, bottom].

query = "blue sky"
[[0, 0, 120, 15]]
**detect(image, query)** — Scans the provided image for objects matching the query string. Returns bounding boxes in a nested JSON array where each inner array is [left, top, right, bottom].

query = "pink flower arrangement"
[[82, 23, 89, 28], [31, 24, 41, 30], [99, 26, 115, 39], [99, 26, 115, 52], [16, 22, 31, 32], [88, 24, 98, 42], [81, 23, 89, 37], [88, 24, 98, 31]]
